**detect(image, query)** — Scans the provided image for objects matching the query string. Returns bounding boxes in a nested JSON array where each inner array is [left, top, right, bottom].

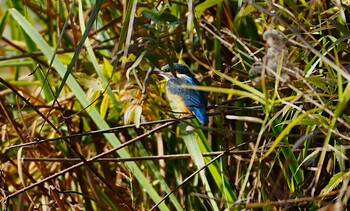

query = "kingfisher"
[[151, 63, 208, 124]]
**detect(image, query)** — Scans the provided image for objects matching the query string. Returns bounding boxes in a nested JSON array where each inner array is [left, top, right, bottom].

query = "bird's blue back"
[[161, 64, 208, 124], [161, 63, 208, 106]]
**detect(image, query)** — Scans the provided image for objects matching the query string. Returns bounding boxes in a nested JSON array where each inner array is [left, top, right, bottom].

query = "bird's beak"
[[144, 68, 162, 75], [144, 68, 173, 81], [143, 67, 175, 81]]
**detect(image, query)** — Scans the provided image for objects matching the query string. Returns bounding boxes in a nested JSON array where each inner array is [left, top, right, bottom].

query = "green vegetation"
[[0, 0, 349, 210]]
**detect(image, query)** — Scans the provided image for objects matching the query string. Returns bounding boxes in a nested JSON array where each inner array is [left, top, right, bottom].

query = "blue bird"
[[152, 63, 208, 124]]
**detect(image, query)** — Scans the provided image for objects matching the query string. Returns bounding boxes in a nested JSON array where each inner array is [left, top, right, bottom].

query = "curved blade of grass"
[[321, 170, 350, 195], [177, 121, 236, 208], [272, 118, 303, 189], [77, 1, 119, 112], [0, 10, 9, 36], [180, 123, 219, 211], [9, 8, 169, 210], [262, 107, 323, 159], [183, 85, 265, 105], [314, 83, 350, 194], [55, 0, 103, 98], [4, 3, 54, 101], [195, 0, 223, 18], [194, 122, 237, 203], [190, 0, 210, 63], [135, 142, 183, 211], [210, 68, 265, 100]]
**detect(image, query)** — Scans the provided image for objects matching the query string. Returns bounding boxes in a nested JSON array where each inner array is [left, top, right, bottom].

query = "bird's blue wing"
[[181, 76, 208, 124], [168, 75, 203, 107], [181, 74, 208, 106], [167, 76, 208, 124]]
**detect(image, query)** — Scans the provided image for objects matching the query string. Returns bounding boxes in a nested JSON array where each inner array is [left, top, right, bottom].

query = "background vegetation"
[[1, 0, 350, 210]]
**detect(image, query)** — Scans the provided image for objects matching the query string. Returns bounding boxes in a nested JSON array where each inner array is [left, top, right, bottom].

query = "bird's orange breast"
[[166, 91, 191, 114]]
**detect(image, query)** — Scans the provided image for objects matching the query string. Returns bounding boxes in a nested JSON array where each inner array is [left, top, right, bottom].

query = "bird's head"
[[147, 67, 173, 81], [161, 63, 194, 78], [146, 63, 208, 124], [148, 63, 192, 80]]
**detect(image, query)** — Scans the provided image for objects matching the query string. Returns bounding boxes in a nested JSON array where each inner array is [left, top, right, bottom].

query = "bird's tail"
[[191, 107, 208, 125]]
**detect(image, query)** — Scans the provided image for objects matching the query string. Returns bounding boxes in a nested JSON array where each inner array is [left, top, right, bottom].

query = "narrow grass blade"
[[8, 8, 169, 210]]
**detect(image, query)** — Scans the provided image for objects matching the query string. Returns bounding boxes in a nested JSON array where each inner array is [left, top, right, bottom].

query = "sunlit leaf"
[[195, 0, 223, 18], [321, 170, 350, 195], [102, 57, 114, 79], [305, 76, 330, 93], [100, 93, 110, 119], [124, 104, 135, 125], [86, 89, 101, 111], [0, 10, 9, 36], [74, 72, 103, 91], [134, 105, 142, 128]]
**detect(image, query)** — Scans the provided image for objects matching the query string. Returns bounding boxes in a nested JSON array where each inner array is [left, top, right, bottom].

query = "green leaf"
[[298, 118, 322, 126], [314, 114, 330, 126], [119, 53, 136, 64], [8, 8, 169, 210], [141, 9, 160, 21], [181, 125, 219, 211], [126, 50, 147, 81], [124, 104, 142, 128], [0, 10, 9, 36], [159, 12, 178, 23], [55, 0, 101, 98], [141, 8, 177, 22], [239, 4, 257, 17], [195, 0, 223, 18], [263, 108, 323, 159], [100, 94, 109, 119], [102, 57, 114, 79], [74, 72, 103, 91], [86, 89, 101, 111], [78, 1, 120, 112], [334, 144, 347, 172], [134, 105, 142, 128], [321, 170, 350, 195], [305, 76, 330, 93], [124, 104, 135, 125]]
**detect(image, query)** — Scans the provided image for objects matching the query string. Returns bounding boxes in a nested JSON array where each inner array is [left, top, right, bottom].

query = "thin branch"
[[0, 121, 175, 203]]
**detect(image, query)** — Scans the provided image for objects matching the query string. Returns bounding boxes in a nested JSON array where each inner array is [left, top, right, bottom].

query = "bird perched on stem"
[[151, 63, 208, 124]]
